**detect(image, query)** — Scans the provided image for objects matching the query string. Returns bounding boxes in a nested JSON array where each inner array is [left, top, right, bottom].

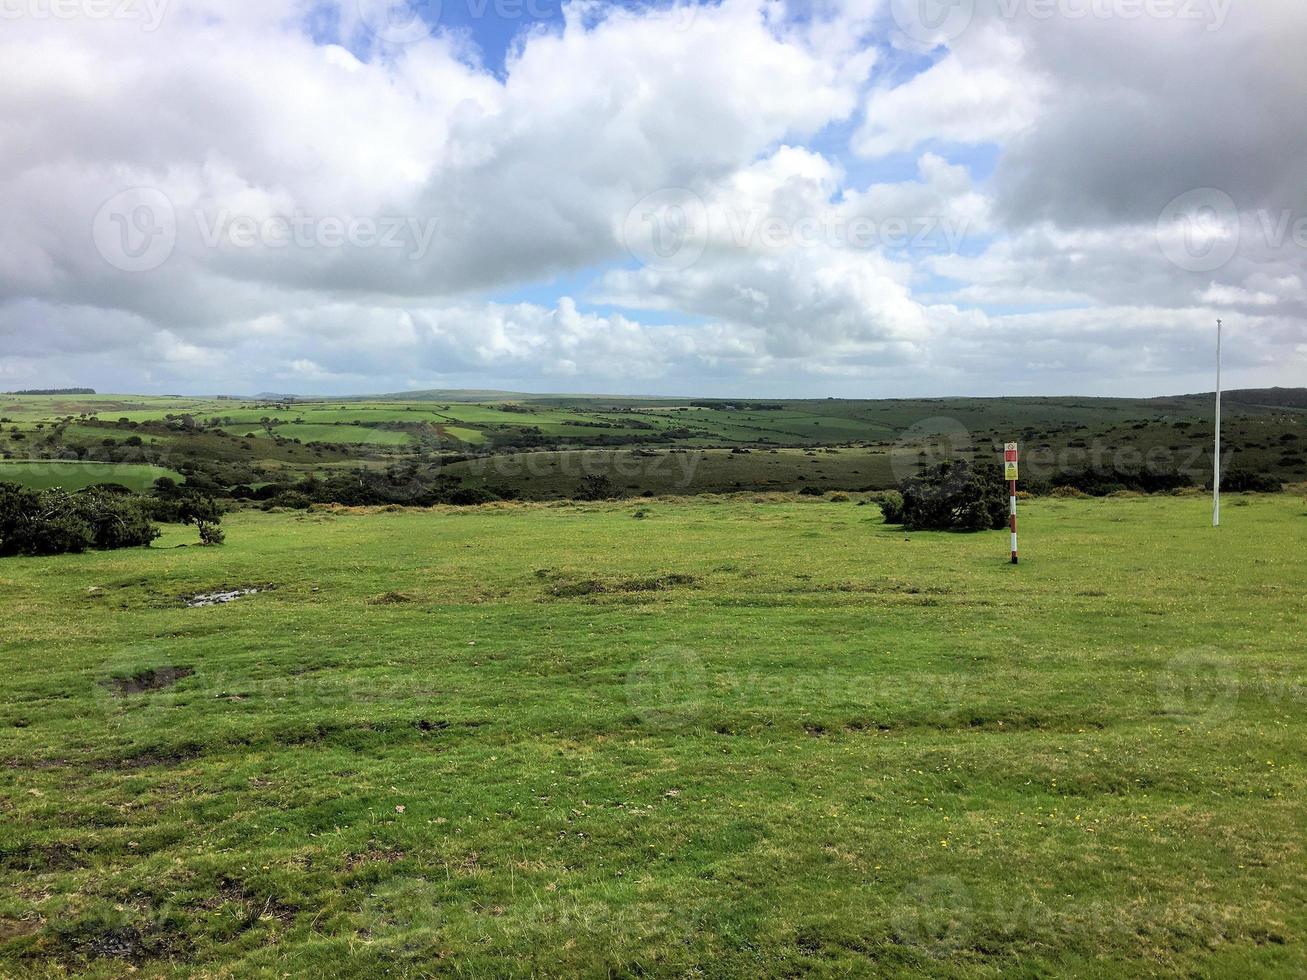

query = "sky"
[[0, 0, 1304, 398]]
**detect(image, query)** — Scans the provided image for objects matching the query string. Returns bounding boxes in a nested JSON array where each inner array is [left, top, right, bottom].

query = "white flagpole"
[[1213, 318, 1222, 528]]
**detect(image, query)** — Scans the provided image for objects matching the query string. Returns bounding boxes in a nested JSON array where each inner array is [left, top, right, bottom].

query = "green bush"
[[1217, 470, 1282, 493], [0, 482, 159, 557], [888, 461, 1008, 532], [872, 490, 905, 524], [263, 491, 312, 511], [575, 475, 618, 501]]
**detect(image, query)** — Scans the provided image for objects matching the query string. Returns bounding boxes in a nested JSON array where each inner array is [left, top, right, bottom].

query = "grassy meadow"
[[0, 461, 184, 493], [3, 492, 1306, 976]]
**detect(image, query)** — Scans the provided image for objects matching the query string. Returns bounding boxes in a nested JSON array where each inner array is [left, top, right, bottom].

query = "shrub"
[[1050, 466, 1191, 497], [197, 523, 226, 545], [887, 461, 1008, 532], [74, 488, 159, 550], [445, 487, 501, 506], [575, 475, 618, 501], [1217, 470, 1282, 493], [873, 490, 905, 524], [264, 490, 312, 511], [0, 483, 158, 557], [151, 491, 226, 544]]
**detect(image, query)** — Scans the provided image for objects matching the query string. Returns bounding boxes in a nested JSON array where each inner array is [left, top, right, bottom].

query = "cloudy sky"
[[1, 0, 1303, 397]]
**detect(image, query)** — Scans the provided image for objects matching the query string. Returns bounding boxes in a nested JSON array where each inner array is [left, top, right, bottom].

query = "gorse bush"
[[1049, 466, 1191, 496], [0, 482, 159, 557], [1216, 469, 1283, 493], [883, 461, 1008, 532]]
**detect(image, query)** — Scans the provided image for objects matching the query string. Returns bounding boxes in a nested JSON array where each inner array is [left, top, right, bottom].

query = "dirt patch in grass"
[[0, 842, 93, 872], [344, 849, 406, 872], [47, 912, 194, 966], [825, 581, 953, 595], [101, 666, 194, 696], [545, 573, 698, 598], [368, 591, 416, 605], [55, 924, 150, 963], [93, 745, 204, 771], [0, 918, 41, 943]]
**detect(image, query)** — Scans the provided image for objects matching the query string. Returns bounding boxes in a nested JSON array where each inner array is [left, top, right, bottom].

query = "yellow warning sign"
[[1005, 461, 1019, 481]]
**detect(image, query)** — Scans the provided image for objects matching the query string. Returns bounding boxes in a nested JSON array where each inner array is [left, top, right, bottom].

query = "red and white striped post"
[[1004, 443, 1019, 565]]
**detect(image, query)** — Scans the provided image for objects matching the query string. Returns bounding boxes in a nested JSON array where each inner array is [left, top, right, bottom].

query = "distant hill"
[[1222, 388, 1307, 409]]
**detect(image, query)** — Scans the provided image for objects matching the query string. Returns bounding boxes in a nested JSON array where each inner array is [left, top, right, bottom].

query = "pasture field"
[[246, 424, 417, 447], [2, 493, 1306, 976], [0, 461, 184, 492]]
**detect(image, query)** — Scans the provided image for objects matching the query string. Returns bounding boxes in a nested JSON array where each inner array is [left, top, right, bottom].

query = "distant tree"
[[575, 475, 618, 501], [176, 494, 226, 545]]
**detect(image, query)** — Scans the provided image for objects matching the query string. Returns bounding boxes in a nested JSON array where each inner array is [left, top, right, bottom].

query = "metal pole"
[[1009, 479, 1018, 564], [1213, 318, 1222, 528]]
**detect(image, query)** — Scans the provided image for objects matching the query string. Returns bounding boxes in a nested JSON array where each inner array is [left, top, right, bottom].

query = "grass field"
[[2, 493, 1305, 975], [4, 391, 1305, 499], [0, 461, 183, 492], [248, 424, 416, 447]]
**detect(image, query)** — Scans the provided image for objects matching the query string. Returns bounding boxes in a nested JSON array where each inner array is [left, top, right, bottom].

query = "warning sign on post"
[[1004, 443, 1018, 481]]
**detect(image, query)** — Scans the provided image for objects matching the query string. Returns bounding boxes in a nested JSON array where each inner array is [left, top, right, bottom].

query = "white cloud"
[[0, 0, 1303, 396]]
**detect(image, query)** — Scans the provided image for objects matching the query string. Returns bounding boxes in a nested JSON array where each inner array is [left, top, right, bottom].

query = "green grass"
[[2, 494, 1306, 975], [251, 424, 415, 446], [0, 461, 183, 492]]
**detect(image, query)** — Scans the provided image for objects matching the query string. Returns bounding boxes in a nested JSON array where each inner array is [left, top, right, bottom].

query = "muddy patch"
[[101, 666, 194, 697], [94, 745, 204, 771]]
